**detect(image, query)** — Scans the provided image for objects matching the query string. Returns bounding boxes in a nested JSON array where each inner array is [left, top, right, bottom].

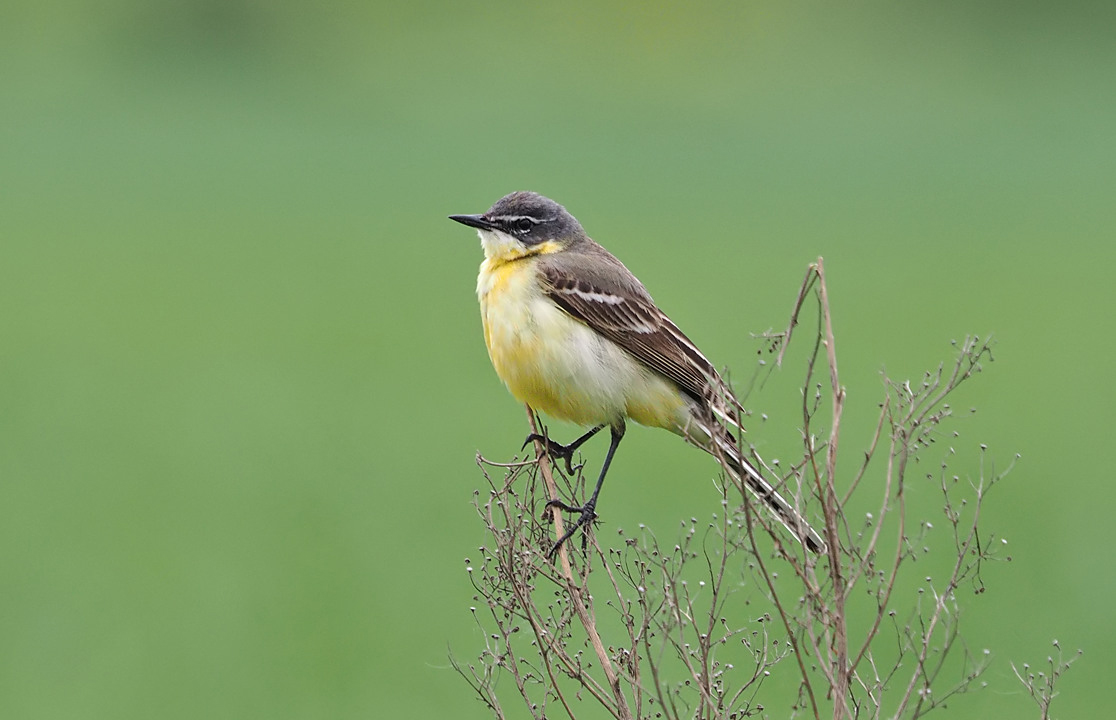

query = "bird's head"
[[450, 191, 584, 262]]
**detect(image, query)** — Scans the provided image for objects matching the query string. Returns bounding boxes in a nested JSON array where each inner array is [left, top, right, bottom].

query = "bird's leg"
[[546, 422, 625, 560], [523, 423, 605, 475]]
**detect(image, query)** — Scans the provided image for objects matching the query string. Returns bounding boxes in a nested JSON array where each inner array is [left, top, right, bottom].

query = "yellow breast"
[[477, 257, 588, 422], [476, 256, 688, 431]]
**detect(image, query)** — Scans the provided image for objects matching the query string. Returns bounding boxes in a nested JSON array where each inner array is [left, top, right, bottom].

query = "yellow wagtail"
[[450, 191, 826, 555]]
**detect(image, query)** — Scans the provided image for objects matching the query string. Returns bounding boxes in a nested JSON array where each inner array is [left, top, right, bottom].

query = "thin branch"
[[525, 406, 633, 720]]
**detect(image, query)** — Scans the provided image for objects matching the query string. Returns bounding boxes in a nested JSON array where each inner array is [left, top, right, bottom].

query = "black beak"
[[449, 213, 496, 231]]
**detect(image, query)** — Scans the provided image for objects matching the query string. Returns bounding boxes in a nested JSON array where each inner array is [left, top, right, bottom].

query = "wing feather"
[[539, 259, 722, 407]]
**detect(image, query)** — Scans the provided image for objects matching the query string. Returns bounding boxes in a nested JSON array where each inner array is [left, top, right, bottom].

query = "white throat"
[[477, 228, 524, 261]]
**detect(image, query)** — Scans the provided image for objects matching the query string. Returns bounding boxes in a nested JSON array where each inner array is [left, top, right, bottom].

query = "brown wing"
[[539, 258, 719, 406]]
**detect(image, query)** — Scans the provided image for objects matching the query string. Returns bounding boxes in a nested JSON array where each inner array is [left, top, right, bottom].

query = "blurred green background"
[[2, 0, 1113, 717]]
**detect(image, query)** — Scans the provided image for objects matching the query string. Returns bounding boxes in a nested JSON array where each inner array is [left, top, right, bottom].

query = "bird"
[[449, 191, 826, 556]]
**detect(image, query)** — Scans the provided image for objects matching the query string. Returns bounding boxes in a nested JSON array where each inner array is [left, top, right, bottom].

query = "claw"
[[522, 433, 580, 475], [520, 433, 545, 452]]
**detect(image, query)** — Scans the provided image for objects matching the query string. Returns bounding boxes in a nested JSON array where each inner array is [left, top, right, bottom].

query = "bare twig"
[[1012, 641, 1082, 720], [525, 407, 633, 720]]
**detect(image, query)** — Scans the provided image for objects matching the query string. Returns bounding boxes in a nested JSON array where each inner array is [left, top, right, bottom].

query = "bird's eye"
[[515, 218, 533, 232]]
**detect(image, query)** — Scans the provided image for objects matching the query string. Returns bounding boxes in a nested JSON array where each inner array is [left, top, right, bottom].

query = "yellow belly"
[[477, 258, 689, 431]]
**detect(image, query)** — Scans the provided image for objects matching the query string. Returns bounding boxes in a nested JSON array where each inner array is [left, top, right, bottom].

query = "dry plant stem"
[[476, 457, 576, 718], [839, 399, 888, 508], [817, 260, 851, 720], [775, 263, 819, 369], [525, 406, 633, 720], [1011, 643, 1081, 720], [595, 549, 647, 719], [746, 514, 823, 718], [891, 471, 987, 718], [707, 405, 825, 717], [779, 259, 852, 719], [847, 421, 906, 678]]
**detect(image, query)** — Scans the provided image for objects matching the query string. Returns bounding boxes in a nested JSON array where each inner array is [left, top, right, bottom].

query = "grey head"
[[449, 191, 584, 246]]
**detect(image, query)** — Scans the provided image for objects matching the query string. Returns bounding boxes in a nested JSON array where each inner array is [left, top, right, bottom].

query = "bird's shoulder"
[[535, 240, 661, 328]]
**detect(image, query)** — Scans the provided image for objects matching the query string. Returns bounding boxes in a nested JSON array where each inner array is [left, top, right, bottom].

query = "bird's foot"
[[522, 433, 583, 475], [544, 499, 597, 560]]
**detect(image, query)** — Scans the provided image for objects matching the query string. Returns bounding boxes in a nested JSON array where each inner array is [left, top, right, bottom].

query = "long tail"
[[687, 403, 828, 554]]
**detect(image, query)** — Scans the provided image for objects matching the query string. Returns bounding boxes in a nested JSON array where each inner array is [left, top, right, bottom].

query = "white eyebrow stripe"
[[492, 215, 540, 224]]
